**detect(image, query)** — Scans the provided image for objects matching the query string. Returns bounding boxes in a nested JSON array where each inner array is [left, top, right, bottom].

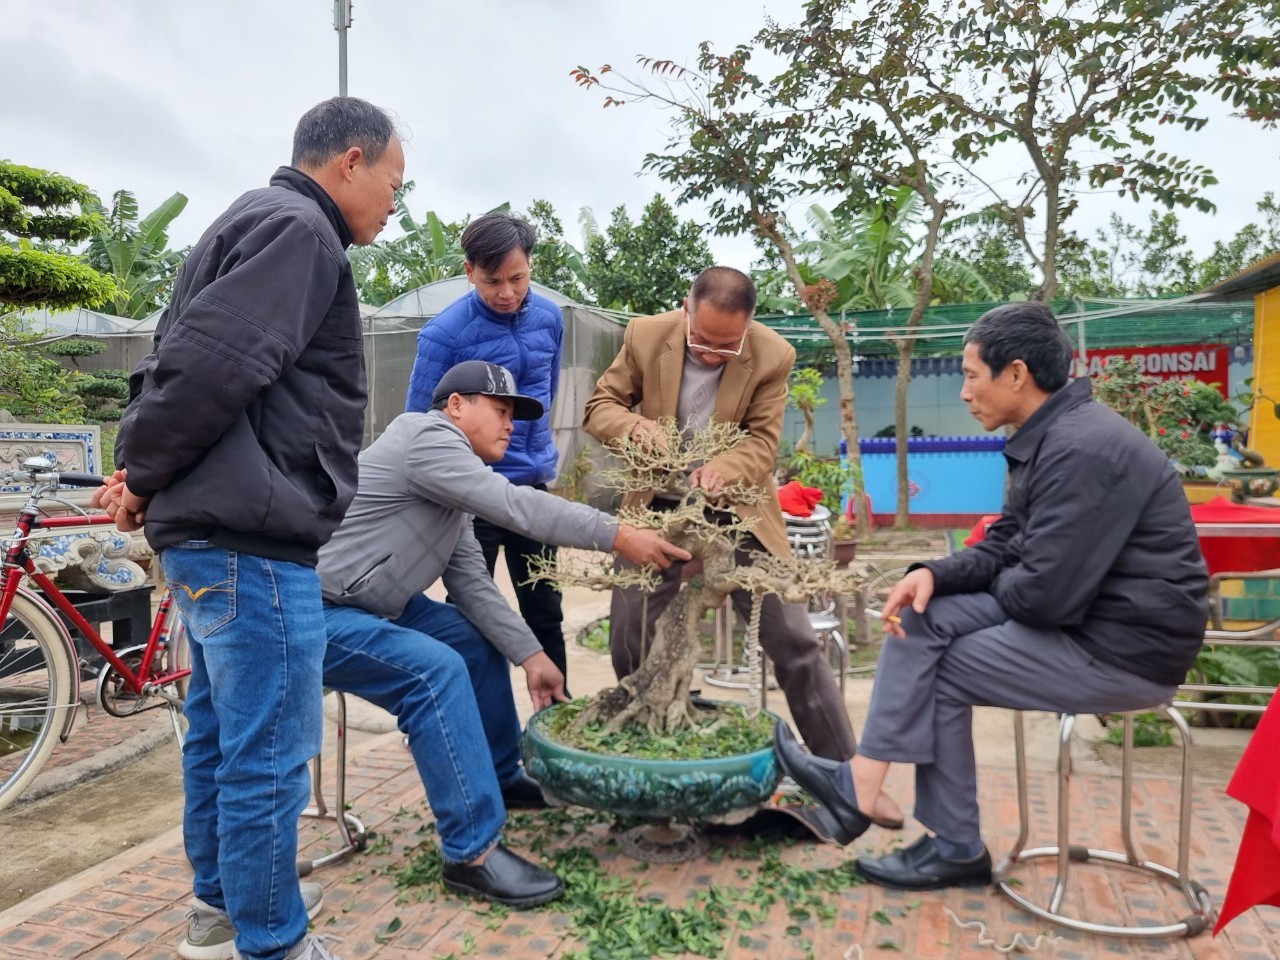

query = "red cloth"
[[963, 514, 1002, 547], [1215, 692, 1280, 933], [777, 480, 824, 518], [845, 492, 875, 529], [1190, 497, 1280, 576]]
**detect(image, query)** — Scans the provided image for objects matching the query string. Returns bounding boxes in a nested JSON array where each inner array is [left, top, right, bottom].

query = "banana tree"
[[798, 192, 992, 313], [349, 184, 470, 305], [85, 189, 187, 318]]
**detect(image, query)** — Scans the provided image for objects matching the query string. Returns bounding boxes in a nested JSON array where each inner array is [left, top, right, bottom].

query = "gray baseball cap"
[[430, 360, 544, 421]]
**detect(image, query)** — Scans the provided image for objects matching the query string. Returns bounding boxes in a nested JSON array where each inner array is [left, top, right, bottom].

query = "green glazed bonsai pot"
[[520, 704, 782, 819]]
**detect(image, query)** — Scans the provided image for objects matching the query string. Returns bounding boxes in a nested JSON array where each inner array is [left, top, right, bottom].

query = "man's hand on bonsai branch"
[[688, 464, 726, 494], [613, 524, 692, 569], [629, 417, 669, 455]]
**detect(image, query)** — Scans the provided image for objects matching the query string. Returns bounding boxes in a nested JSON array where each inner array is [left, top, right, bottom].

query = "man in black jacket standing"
[[775, 302, 1207, 891], [99, 98, 403, 960]]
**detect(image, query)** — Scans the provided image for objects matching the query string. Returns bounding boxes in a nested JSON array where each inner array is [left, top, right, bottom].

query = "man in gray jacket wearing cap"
[[317, 360, 688, 907]]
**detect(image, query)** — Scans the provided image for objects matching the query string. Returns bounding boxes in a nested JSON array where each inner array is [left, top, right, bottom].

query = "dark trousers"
[[608, 538, 858, 763], [861, 592, 1176, 842], [472, 508, 567, 682]]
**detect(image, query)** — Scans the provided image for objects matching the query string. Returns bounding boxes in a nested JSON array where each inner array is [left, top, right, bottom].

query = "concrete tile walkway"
[[1, 710, 1276, 960], [2, 553, 1274, 959]]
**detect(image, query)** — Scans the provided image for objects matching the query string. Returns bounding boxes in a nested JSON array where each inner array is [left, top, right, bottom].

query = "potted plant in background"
[[1091, 358, 1266, 501], [786, 450, 863, 566], [786, 367, 827, 455]]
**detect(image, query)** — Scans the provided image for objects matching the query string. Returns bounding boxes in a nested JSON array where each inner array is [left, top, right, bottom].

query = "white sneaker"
[[234, 936, 345, 960], [281, 937, 345, 960], [178, 882, 324, 960]]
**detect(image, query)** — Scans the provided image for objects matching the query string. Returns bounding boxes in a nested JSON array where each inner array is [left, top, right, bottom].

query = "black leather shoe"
[[855, 834, 992, 890], [442, 844, 565, 908], [501, 770, 549, 810], [772, 721, 870, 845]]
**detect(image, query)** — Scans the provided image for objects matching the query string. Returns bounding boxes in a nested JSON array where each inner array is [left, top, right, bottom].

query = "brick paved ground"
[[1, 728, 1276, 960]]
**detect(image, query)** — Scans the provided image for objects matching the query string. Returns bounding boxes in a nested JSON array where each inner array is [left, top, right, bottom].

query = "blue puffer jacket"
[[405, 288, 563, 485]]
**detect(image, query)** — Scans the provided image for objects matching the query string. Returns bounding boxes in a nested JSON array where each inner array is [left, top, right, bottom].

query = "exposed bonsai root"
[[600, 695, 693, 736], [572, 679, 638, 733]]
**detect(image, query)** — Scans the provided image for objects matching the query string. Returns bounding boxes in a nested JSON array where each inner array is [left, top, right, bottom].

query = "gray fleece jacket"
[[317, 411, 617, 665]]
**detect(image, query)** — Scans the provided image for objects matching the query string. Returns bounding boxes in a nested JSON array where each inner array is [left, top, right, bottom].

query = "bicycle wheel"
[[163, 612, 191, 746], [161, 608, 191, 701], [863, 564, 909, 620], [0, 593, 77, 812]]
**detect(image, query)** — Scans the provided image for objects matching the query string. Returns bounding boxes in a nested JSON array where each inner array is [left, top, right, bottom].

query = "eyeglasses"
[[685, 310, 748, 357]]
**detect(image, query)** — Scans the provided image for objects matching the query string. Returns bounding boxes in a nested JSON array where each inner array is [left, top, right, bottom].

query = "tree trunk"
[[755, 215, 871, 539], [574, 536, 734, 735], [796, 406, 815, 454], [892, 186, 944, 527], [893, 337, 915, 526]]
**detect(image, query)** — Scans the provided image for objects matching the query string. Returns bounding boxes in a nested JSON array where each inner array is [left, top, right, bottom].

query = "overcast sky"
[[5, 0, 1277, 280]]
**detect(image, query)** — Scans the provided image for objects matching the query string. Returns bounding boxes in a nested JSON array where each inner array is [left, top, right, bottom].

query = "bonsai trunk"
[[796, 406, 815, 454], [573, 536, 736, 735]]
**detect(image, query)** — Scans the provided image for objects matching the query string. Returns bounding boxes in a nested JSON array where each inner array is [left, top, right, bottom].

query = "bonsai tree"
[[1093, 358, 1243, 470], [531, 419, 861, 737], [787, 367, 826, 455]]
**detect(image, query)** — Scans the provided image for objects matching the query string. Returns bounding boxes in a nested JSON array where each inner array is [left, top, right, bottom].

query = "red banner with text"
[[1078, 344, 1231, 397]]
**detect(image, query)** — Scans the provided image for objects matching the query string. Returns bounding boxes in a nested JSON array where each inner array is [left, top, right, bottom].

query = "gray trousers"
[[609, 542, 859, 762], [861, 592, 1176, 844]]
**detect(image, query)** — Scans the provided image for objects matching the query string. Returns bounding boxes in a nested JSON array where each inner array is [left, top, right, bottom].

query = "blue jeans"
[[163, 543, 325, 960], [322, 595, 510, 862]]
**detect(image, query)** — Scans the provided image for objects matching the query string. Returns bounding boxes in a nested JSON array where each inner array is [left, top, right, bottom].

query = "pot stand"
[[617, 818, 709, 863]]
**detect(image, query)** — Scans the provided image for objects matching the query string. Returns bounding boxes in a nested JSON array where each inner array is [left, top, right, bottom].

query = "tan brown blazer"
[[583, 309, 794, 558]]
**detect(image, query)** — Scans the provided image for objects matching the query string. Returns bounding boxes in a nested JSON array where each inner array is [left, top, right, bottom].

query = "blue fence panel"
[[858, 436, 1007, 515]]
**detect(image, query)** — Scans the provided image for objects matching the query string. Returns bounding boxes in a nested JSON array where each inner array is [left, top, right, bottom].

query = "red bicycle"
[[0, 457, 189, 811]]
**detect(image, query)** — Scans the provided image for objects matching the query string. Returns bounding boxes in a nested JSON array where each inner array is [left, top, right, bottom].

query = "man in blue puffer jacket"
[[405, 212, 570, 720]]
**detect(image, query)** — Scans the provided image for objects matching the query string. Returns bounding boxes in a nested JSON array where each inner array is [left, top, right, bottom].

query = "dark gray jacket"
[[318, 411, 617, 665], [117, 167, 366, 566], [921, 377, 1207, 686]]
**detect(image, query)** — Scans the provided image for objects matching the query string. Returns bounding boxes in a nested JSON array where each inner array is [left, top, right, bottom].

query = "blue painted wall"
[[786, 359, 1256, 458], [789, 358, 1253, 517]]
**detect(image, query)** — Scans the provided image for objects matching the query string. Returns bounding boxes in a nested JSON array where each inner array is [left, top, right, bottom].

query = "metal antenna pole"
[[334, 0, 353, 96]]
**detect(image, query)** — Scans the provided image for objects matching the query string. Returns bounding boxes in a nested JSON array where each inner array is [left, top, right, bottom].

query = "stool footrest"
[[998, 846, 1213, 937], [298, 690, 368, 873]]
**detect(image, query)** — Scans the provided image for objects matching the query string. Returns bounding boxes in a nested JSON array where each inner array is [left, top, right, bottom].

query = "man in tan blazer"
[[583, 266, 859, 764]]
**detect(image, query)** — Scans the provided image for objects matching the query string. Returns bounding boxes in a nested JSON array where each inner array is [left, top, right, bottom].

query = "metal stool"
[[809, 607, 847, 695], [783, 505, 849, 691], [298, 690, 369, 874], [994, 705, 1215, 938]]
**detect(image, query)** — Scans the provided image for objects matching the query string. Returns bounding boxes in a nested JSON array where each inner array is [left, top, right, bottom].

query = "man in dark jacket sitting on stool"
[[776, 301, 1208, 890]]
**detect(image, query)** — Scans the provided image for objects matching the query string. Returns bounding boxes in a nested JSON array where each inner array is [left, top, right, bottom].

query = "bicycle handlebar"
[[55, 472, 107, 488], [0, 468, 106, 489]]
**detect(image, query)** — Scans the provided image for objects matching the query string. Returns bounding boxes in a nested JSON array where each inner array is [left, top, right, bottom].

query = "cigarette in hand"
[[884, 614, 902, 624]]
